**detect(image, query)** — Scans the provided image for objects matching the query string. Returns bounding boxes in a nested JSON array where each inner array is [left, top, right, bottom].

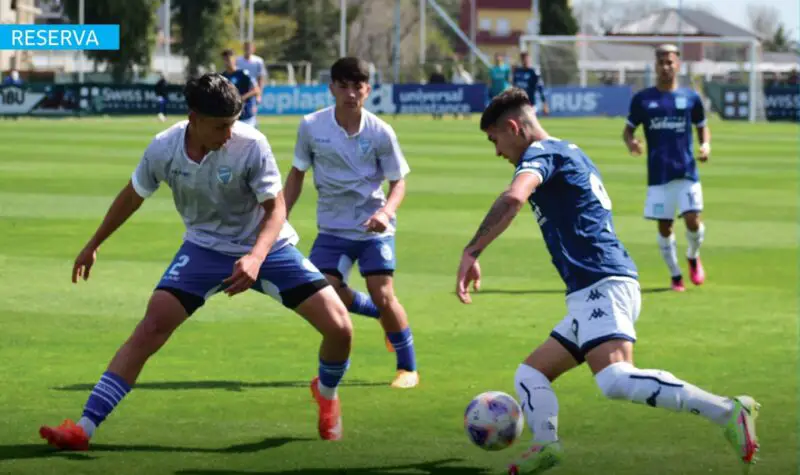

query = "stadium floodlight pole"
[[393, 0, 401, 83], [532, 0, 540, 69], [469, 0, 476, 73], [339, 0, 347, 57], [239, 0, 245, 43], [419, 0, 426, 66], [78, 0, 84, 83], [519, 34, 760, 123], [427, 0, 490, 68], [164, 0, 171, 78], [248, 0, 254, 43]]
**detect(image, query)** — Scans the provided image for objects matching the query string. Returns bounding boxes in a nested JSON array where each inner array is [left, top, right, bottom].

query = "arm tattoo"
[[466, 198, 514, 256]]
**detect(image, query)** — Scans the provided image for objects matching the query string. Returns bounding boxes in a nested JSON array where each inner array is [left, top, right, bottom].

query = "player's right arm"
[[72, 181, 144, 283], [623, 92, 644, 155], [284, 119, 312, 217]]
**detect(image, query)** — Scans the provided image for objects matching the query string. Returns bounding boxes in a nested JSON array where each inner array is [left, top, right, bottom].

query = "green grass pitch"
[[0, 115, 795, 475]]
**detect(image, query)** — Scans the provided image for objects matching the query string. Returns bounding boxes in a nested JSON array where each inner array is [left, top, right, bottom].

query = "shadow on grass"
[[175, 458, 490, 475], [54, 380, 384, 392]]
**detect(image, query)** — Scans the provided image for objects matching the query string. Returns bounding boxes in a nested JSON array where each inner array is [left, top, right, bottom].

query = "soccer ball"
[[464, 391, 525, 451]]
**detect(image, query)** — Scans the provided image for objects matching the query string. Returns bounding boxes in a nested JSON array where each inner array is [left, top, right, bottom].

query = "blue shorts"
[[156, 241, 328, 314], [309, 233, 396, 283]]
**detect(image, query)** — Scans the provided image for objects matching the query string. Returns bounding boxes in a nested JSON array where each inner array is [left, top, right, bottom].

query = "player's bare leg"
[[366, 274, 419, 388], [294, 285, 353, 441], [586, 339, 759, 470], [683, 211, 706, 285], [323, 272, 391, 352], [507, 338, 577, 474], [40, 290, 190, 450], [657, 219, 685, 291]]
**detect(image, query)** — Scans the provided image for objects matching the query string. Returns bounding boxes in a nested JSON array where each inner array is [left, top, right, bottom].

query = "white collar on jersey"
[[330, 106, 366, 139]]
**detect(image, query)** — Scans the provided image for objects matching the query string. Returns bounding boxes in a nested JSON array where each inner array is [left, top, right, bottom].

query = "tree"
[[541, 0, 578, 36], [747, 4, 791, 53], [540, 0, 579, 85], [173, 0, 233, 78], [63, 0, 159, 82]]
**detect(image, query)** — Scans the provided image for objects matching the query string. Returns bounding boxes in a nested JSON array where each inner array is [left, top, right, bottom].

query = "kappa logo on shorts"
[[589, 308, 607, 320], [380, 243, 393, 261], [216, 165, 232, 185], [586, 289, 605, 302]]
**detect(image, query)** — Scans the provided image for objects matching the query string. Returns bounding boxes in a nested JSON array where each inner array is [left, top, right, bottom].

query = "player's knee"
[[367, 285, 396, 312], [683, 212, 701, 231], [594, 362, 634, 400], [325, 299, 354, 345], [657, 220, 673, 237]]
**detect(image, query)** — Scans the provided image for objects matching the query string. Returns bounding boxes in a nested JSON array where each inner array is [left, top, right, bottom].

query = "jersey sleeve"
[[515, 146, 558, 184], [248, 137, 283, 203], [130, 138, 166, 198], [241, 70, 254, 91], [626, 93, 644, 128], [691, 92, 707, 127], [292, 119, 313, 171], [377, 126, 410, 181]]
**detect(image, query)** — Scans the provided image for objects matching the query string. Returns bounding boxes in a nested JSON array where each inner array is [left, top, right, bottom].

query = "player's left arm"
[[366, 127, 410, 233], [692, 93, 711, 162], [240, 72, 259, 101], [456, 172, 541, 303], [224, 138, 287, 296]]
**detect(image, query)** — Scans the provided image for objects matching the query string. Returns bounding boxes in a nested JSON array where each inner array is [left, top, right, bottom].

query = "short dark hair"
[[330, 57, 370, 84], [221, 49, 235, 57], [480, 87, 532, 131], [184, 73, 242, 118]]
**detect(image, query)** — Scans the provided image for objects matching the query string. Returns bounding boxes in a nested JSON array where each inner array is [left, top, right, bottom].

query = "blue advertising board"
[[543, 86, 633, 117], [258, 85, 334, 115]]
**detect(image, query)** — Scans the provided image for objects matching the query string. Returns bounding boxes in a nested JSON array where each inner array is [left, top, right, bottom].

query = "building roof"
[[609, 8, 757, 38]]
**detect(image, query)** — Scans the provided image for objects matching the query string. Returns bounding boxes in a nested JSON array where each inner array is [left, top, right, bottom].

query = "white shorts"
[[644, 179, 703, 220], [551, 277, 641, 363]]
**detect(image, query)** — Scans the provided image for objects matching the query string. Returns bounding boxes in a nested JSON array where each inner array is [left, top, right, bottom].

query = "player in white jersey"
[[236, 41, 267, 122], [623, 44, 711, 291], [39, 74, 352, 449], [284, 57, 419, 389]]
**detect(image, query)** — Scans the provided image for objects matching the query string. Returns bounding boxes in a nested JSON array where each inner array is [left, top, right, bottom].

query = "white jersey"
[[236, 55, 267, 85], [293, 107, 410, 240], [131, 120, 299, 255]]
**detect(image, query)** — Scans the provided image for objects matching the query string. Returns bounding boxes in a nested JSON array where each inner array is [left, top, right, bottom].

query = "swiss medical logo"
[[0, 25, 119, 50]]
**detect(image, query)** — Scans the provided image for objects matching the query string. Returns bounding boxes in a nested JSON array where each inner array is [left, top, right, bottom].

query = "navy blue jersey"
[[513, 66, 546, 104], [627, 87, 706, 186], [515, 138, 638, 294], [222, 69, 256, 120]]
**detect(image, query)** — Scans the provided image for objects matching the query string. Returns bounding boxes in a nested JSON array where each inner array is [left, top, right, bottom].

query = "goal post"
[[518, 34, 763, 123]]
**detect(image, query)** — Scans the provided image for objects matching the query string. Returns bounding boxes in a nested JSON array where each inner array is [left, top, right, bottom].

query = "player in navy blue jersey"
[[222, 49, 259, 127], [623, 44, 710, 292], [513, 52, 548, 115], [456, 87, 759, 474]]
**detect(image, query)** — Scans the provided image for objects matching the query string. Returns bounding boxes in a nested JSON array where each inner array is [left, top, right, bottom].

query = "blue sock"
[[81, 371, 131, 429], [387, 327, 416, 371], [318, 359, 350, 400], [348, 291, 380, 318]]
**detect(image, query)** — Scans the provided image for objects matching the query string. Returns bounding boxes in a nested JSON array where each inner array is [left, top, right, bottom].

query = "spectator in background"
[[237, 41, 267, 103], [2, 69, 23, 86], [513, 52, 549, 115], [428, 64, 447, 120], [489, 53, 511, 99], [451, 63, 474, 120], [789, 68, 798, 86], [155, 73, 169, 122]]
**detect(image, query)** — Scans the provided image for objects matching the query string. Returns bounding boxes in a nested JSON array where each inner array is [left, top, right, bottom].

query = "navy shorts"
[[156, 241, 328, 315], [308, 233, 396, 283]]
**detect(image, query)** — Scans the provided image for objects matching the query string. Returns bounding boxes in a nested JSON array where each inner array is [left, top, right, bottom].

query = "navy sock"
[[387, 327, 416, 371], [318, 359, 350, 399], [81, 371, 131, 427], [348, 291, 380, 318]]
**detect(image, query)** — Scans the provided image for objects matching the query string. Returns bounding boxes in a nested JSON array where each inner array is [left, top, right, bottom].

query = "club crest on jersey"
[[216, 165, 232, 185], [357, 137, 372, 156], [675, 96, 687, 109]]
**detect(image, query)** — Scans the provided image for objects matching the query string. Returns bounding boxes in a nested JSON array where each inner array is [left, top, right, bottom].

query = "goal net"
[[518, 34, 765, 122]]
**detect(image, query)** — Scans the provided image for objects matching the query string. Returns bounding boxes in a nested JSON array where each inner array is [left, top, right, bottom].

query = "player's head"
[[655, 44, 680, 85], [520, 51, 532, 67], [184, 73, 242, 151], [480, 87, 539, 164], [243, 41, 254, 57], [221, 49, 237, 72], [330, 57, 371, 111], [494, 53, 504, 66]]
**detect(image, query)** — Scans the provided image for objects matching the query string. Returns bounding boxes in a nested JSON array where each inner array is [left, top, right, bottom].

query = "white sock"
[[595, 362, 734, 426], [317, 380, 337, 400], [514, 364, 559, 442], [657, 234, 682, 278], [77, 417, 96, 438], [686, 223, 705, 259]]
